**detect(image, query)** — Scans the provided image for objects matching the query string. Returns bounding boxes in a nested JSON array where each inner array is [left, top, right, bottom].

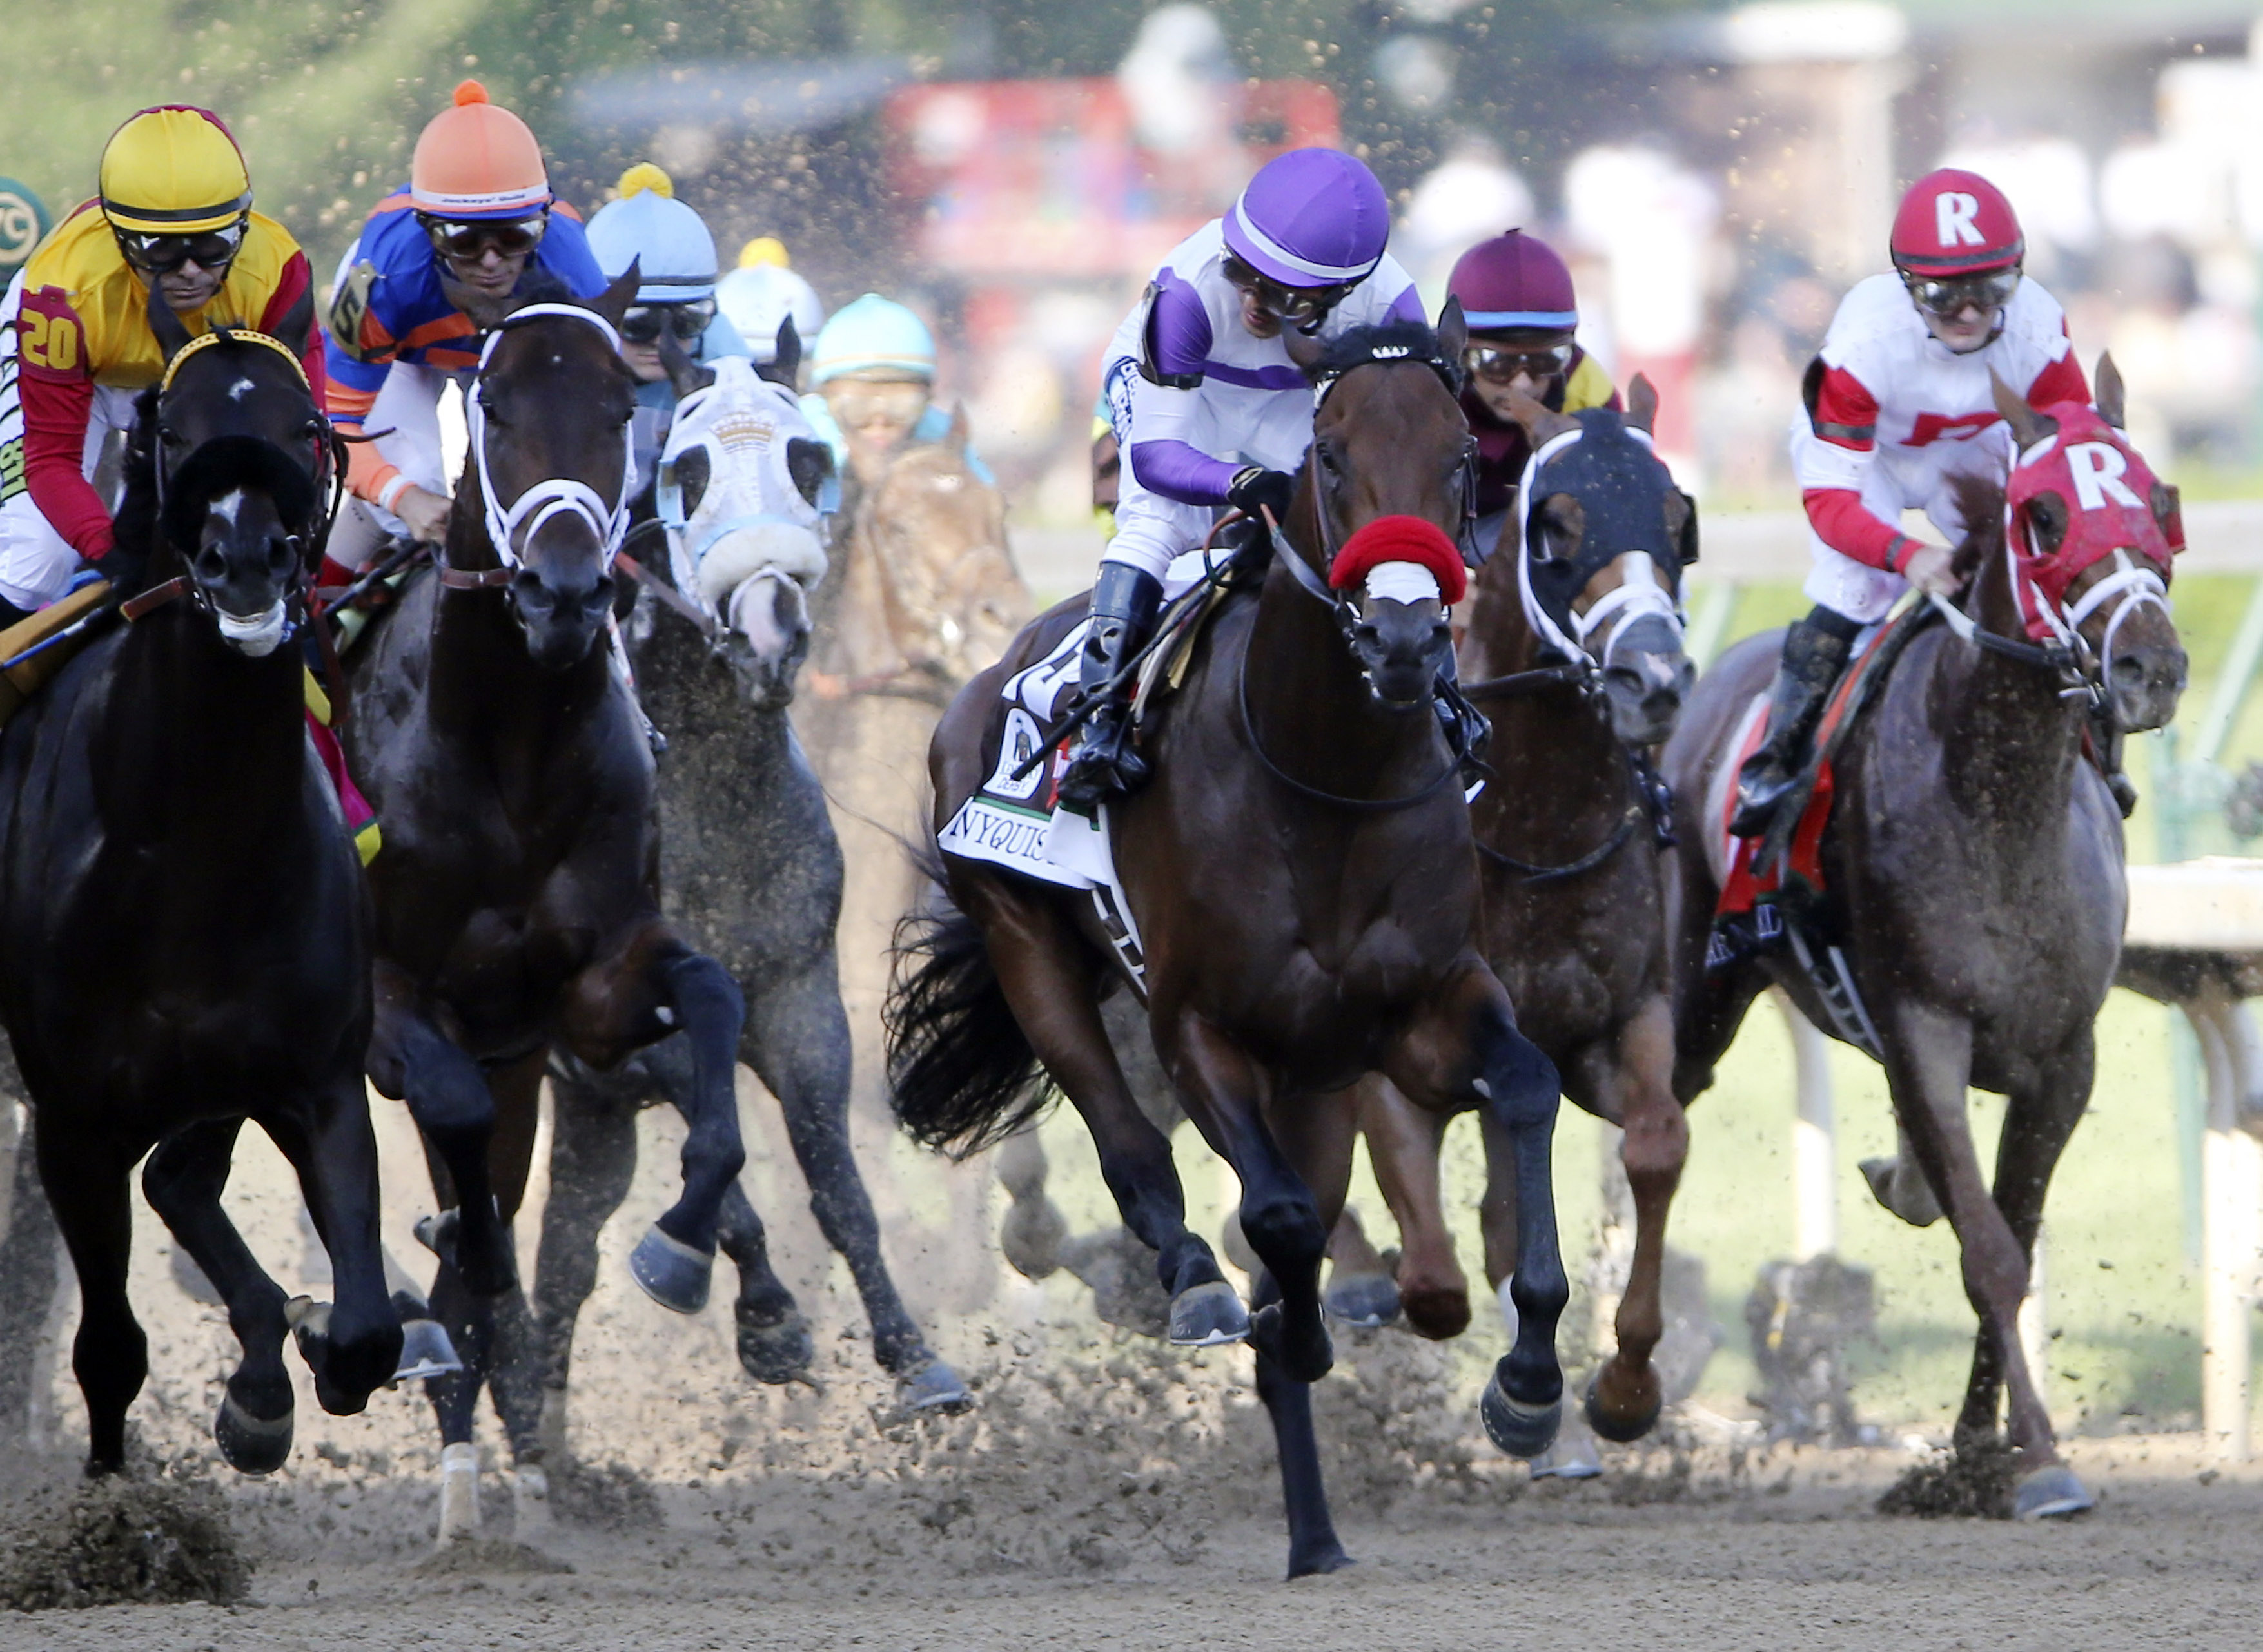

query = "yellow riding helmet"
[[99, 106, 251, 235]]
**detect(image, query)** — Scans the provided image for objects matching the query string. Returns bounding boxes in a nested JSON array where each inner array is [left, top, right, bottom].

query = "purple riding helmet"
[[1222, 147, 1391, 289]]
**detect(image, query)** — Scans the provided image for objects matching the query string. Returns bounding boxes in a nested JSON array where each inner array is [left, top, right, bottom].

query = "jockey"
[[322, 81, 606, 568], [0, 106, 324, 620], [1446, 228, 1620, 552], [583, 163, 750, 503], [799, 293, 989, 490], [715, 236, 825, 372], [1063, 146, 1422, 811], [1731, 168, 2090, 836]]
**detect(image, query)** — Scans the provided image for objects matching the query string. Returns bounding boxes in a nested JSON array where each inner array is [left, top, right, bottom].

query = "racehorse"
[[890, 309, 1571, 1579], [1665, 362, 2186, 1517], [1341, 382, 1700, 1448], [0, 320, 400, 1474], [342, 271, 748, 1539], [797, 410, 1028, 1317], [535, 332, 971, 1432]]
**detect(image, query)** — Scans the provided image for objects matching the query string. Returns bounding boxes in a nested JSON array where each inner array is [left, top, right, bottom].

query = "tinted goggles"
[[1220, 254, 1353, 325], [420, 211, 549, 262], [826, 378, 927, 427], [619, 300, 718, 345], [1466, 342, 1576, 384], [114, 217, 248, 277], [1902, 266, 2020, 317]]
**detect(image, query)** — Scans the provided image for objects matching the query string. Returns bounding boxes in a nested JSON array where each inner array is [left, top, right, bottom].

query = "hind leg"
[[141, 1120, 297, 1473], [34, 1121, 143, 1475], [1353, 1076, 1470, 1339], [532, 1053, 642, 1459], [740, 953, 966, 1405]]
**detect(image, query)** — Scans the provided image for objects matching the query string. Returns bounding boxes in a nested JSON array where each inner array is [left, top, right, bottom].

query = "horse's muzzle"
[[1351, 597, 1453, 708], [193, 502, 303, 657], [511, 567, 616, 670], [723, 572, 811, 708], [2110, 639, 2188, 734], [1602, 616, 1694, 747]]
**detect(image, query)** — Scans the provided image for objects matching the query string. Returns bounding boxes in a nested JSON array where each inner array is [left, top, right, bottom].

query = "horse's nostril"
[[194, 547, 228, 581]]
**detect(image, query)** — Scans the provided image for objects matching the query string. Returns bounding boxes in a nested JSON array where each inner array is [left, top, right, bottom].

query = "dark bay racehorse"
[[1665, 363, 2186, 1517], [344, 274, 747, 1536], [0, 324, 399, 1473], [891, 311, 1571, 1578], [1346, 381, 1700, 1445], [537, 335, 969, 1429]]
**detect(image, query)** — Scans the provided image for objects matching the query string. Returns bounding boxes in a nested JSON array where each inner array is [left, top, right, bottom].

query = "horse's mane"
[[1946, 471, 2007, 583], [1308, 317, 1456, 386], [110, 388, 162, 565], [507, 268, 578, 308]]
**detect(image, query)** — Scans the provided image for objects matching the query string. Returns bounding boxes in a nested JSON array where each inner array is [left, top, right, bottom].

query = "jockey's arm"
[[15, 287, 116, 561], [1123, 280, 1237, 507]]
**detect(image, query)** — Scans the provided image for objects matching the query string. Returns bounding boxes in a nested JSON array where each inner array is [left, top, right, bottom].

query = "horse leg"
[[1970, 1031, 2096, 1518], [995, 1125, 1069, 1279], [740, 955, 967, 1408], [1353, 1075, 1470, 1339], [1878, 1001, 2070, 1498], [1586, 995, 1690, 1443], [34, 1122, 142, 1474], [531, 1053, 642, 1461], [562, 928, 746, 1315], [972, 886, 1236, 1341], [1387, 967, 1569, 1460], [254, 1078, 406, 1419]]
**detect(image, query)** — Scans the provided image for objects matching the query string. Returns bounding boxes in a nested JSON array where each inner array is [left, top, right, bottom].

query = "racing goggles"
[[1220, 254, 1354, 326], [1901, 266, 2021, 318], [114, 216, 248, 277], [619, 300, 718, 345], [826, 377, 928, 428], [1466, 342, 1576, 384], [419, 211, 549, 262]]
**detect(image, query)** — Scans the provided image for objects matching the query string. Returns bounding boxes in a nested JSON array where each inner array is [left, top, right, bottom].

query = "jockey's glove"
[[1228, 466, 1297, 525]]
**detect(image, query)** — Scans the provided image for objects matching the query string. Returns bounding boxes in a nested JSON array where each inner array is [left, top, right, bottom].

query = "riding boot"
[[1729, 612, 1856, 839], [1056, 562, 1163, 814]]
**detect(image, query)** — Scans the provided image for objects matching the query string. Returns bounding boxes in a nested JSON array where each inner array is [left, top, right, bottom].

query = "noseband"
[[452, 304, 634, 590]]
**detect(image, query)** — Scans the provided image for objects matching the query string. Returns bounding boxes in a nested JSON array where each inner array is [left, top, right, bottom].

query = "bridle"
[[446, 303, 634, 592]]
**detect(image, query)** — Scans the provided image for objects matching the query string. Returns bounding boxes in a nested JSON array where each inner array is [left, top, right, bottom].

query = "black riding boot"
[[1729, 610, 1857, 839], [1056, 562, 1163, 814]]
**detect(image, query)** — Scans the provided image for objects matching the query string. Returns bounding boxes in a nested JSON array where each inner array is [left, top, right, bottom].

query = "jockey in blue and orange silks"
[[1064, 147, 1424, 811], [321, 81, 608, 574]]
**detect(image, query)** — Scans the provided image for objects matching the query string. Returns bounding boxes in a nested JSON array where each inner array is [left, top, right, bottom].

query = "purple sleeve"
[[1384, 282, 1425, 324], [1130, 440, 1238, 506], [1147, 269, 1213, 381]]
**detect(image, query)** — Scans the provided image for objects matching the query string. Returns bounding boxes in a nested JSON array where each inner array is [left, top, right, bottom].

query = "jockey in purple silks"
[[1060, 147, 1424, 811]]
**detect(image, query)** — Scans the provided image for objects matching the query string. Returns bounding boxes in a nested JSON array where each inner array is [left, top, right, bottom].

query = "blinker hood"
[[1522, 408, 1690, 636]]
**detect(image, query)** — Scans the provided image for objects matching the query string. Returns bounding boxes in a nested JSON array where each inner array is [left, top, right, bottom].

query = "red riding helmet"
[[1890, 168, 2023, 278]]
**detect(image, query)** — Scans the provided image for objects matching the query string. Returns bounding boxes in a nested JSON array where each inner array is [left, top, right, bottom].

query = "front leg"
[[561, 924, 747, 1313], [1585, 995, 1690, 1444]]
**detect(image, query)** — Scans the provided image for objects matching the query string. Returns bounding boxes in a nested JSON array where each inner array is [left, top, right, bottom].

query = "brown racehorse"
[[1342, 382, 1700, 1448], [1665, 362, 2186, 1517], [889, 309, 1571, 1579], [344, 273, 747, 1535]]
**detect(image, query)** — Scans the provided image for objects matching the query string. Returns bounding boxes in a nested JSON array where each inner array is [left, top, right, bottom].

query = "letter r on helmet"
[[1937, 192, 1984, 248]]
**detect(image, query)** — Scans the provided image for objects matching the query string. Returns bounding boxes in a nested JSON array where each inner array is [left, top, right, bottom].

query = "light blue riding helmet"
[[810, 293, 936, 384], [586, 162, 719, 303]]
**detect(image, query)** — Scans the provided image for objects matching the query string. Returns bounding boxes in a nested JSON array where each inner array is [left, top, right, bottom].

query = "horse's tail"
[[885, 866, 1053, 1160]]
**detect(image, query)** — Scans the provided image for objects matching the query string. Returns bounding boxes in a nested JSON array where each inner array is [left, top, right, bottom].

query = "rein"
[[1234, 646, 1473, 813]]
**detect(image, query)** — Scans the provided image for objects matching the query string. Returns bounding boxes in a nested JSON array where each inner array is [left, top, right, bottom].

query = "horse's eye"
[[158, 425, 184, 447]]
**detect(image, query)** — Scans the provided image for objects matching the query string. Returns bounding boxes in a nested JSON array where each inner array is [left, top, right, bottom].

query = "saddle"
[[0, 578, 115, 728]]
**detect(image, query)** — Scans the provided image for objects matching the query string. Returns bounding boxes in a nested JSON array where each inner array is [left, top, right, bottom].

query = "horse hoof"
[[1859, 1156, 1943, 1228], [1286, 1541, 1355, 1580], [512, 1465, 551, 1536], [898, 1359, 975, 1415], [420, 1207, 517, 1296], [2013, 1463, 2095, 1521], [1398, 1282, 1471, 1342], [214, 1391, 294, 1475], [1249, 1301, 1333, 1383], [733, 1301, 815, 1385], [1323, 1271, 1402, 1331], [1168, 1280, 1249, 1347], [413, 1210, 456, 1264], [395, 1315, 464, 1382], [1530, 1436, 1605, 1481], [1481, 1362, 1563, 1459], [438, 1441, 482, 1544], [1583, 1368, 1663, 1444], [629, 1225, 714, 1314]]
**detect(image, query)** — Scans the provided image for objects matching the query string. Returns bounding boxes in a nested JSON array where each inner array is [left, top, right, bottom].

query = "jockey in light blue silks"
[[584, 163, 751, 503], [799, 293, 990, 491], [1063, 147, 1424, 810]]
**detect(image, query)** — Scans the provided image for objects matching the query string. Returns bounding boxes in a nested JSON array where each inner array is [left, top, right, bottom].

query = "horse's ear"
[[593, 260, 641, 330], [1284, 326, 1327, 379], [762, 315, 802, 388], [144, 283, 194, 364], [1625, 373, 1658, 437], [1991, 368, 2055, 451], [1502, 382, 1579, 447], [269, 283, 317, 360], [655, 327, 714, 400], [943, 400, 970, 459], [2094, 351, 2126, 432], [1436, 296, 1467, 365]]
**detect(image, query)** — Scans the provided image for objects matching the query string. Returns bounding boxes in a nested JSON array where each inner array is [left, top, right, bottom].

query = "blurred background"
[[17, 0, 2263, 1446]]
